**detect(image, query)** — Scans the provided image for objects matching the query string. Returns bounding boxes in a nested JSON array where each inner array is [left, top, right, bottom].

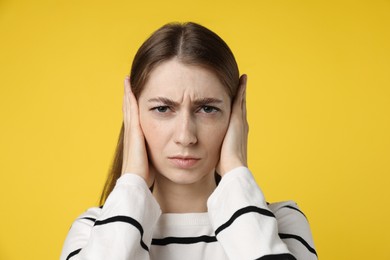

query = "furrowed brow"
[[193, 98, 223, 106], [147, 97, 179, 107]]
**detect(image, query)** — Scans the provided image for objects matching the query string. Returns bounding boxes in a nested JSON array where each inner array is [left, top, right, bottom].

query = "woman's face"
[[138, 58, 231, 185]]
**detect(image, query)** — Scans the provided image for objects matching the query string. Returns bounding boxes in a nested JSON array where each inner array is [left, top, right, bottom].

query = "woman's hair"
[[99, 22, 240, 205]]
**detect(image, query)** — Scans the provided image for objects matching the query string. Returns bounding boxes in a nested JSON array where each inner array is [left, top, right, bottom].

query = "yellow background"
[[1, 0, 389, 259]]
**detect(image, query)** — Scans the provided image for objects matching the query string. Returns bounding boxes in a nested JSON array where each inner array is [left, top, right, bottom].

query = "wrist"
[[219, 161, 246, 177]]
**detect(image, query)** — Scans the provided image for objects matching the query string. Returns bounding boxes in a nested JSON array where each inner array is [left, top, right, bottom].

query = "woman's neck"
[[152, 173, 217, 213]]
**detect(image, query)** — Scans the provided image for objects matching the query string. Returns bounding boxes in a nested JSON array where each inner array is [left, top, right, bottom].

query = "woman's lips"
[[168, 157, 200, 169]]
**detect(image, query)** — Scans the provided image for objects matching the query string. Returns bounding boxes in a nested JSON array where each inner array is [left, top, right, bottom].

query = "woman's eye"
[[153, 106, 170, 113], [201, 106, 218, 113]]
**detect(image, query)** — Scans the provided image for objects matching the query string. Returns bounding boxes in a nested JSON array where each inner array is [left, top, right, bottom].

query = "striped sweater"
[[60, 167, 317, 259]]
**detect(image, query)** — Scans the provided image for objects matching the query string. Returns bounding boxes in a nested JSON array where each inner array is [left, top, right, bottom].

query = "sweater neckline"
[[157, 212, 210, 227]]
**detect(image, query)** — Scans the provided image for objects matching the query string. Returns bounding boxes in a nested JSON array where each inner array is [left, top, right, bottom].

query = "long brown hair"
[[99, 22, 240, 205]]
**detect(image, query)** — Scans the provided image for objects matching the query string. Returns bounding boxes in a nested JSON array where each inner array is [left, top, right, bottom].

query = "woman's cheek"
[[141, 119, 163, 146], [205, 121, 229, 154], [141, 119, 165, 171], [139, 114, 157, 148]]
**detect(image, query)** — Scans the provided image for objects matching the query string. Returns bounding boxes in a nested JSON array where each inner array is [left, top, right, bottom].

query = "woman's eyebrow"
[[147, 97, 224, 106], [147, 97, 178, 107], [193, 97, 223, 106]]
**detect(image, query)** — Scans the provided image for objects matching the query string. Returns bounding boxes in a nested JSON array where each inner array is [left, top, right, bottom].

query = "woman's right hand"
[[121, 76, 154, 187]]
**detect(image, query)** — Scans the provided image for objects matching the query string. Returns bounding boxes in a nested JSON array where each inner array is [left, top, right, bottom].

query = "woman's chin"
[[153, 166, 214, 186]]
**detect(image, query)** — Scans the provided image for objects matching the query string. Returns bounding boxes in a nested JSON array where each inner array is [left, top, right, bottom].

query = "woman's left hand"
[[217, 74, 249, 176]]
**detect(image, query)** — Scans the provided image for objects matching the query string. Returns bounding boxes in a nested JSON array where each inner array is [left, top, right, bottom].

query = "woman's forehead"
[[140, 59, 230, 100]]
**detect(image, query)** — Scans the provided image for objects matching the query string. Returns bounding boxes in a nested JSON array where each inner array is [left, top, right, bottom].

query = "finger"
[[123, 77, 128, 118], [243, 75, 249, 132], [242, 75, 247, 121], [124, 76, 131, 101], [240, 74, 247, 110], [127, 80, 142, 128], [122, 77, 131, 174], [123, 76, 131, 127], [231, 74, 246, 117]]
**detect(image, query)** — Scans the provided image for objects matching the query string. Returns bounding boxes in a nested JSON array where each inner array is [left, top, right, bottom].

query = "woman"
[[60, 22, 317, 260]]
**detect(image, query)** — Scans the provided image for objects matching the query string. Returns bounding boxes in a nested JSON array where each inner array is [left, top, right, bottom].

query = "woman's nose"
[[173, 112, 197, 146]]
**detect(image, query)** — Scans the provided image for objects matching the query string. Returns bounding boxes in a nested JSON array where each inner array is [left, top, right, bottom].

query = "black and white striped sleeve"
[[60, 173, 161, 260], [269, 201, 317, 259], [207, 166, 317, 260]]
